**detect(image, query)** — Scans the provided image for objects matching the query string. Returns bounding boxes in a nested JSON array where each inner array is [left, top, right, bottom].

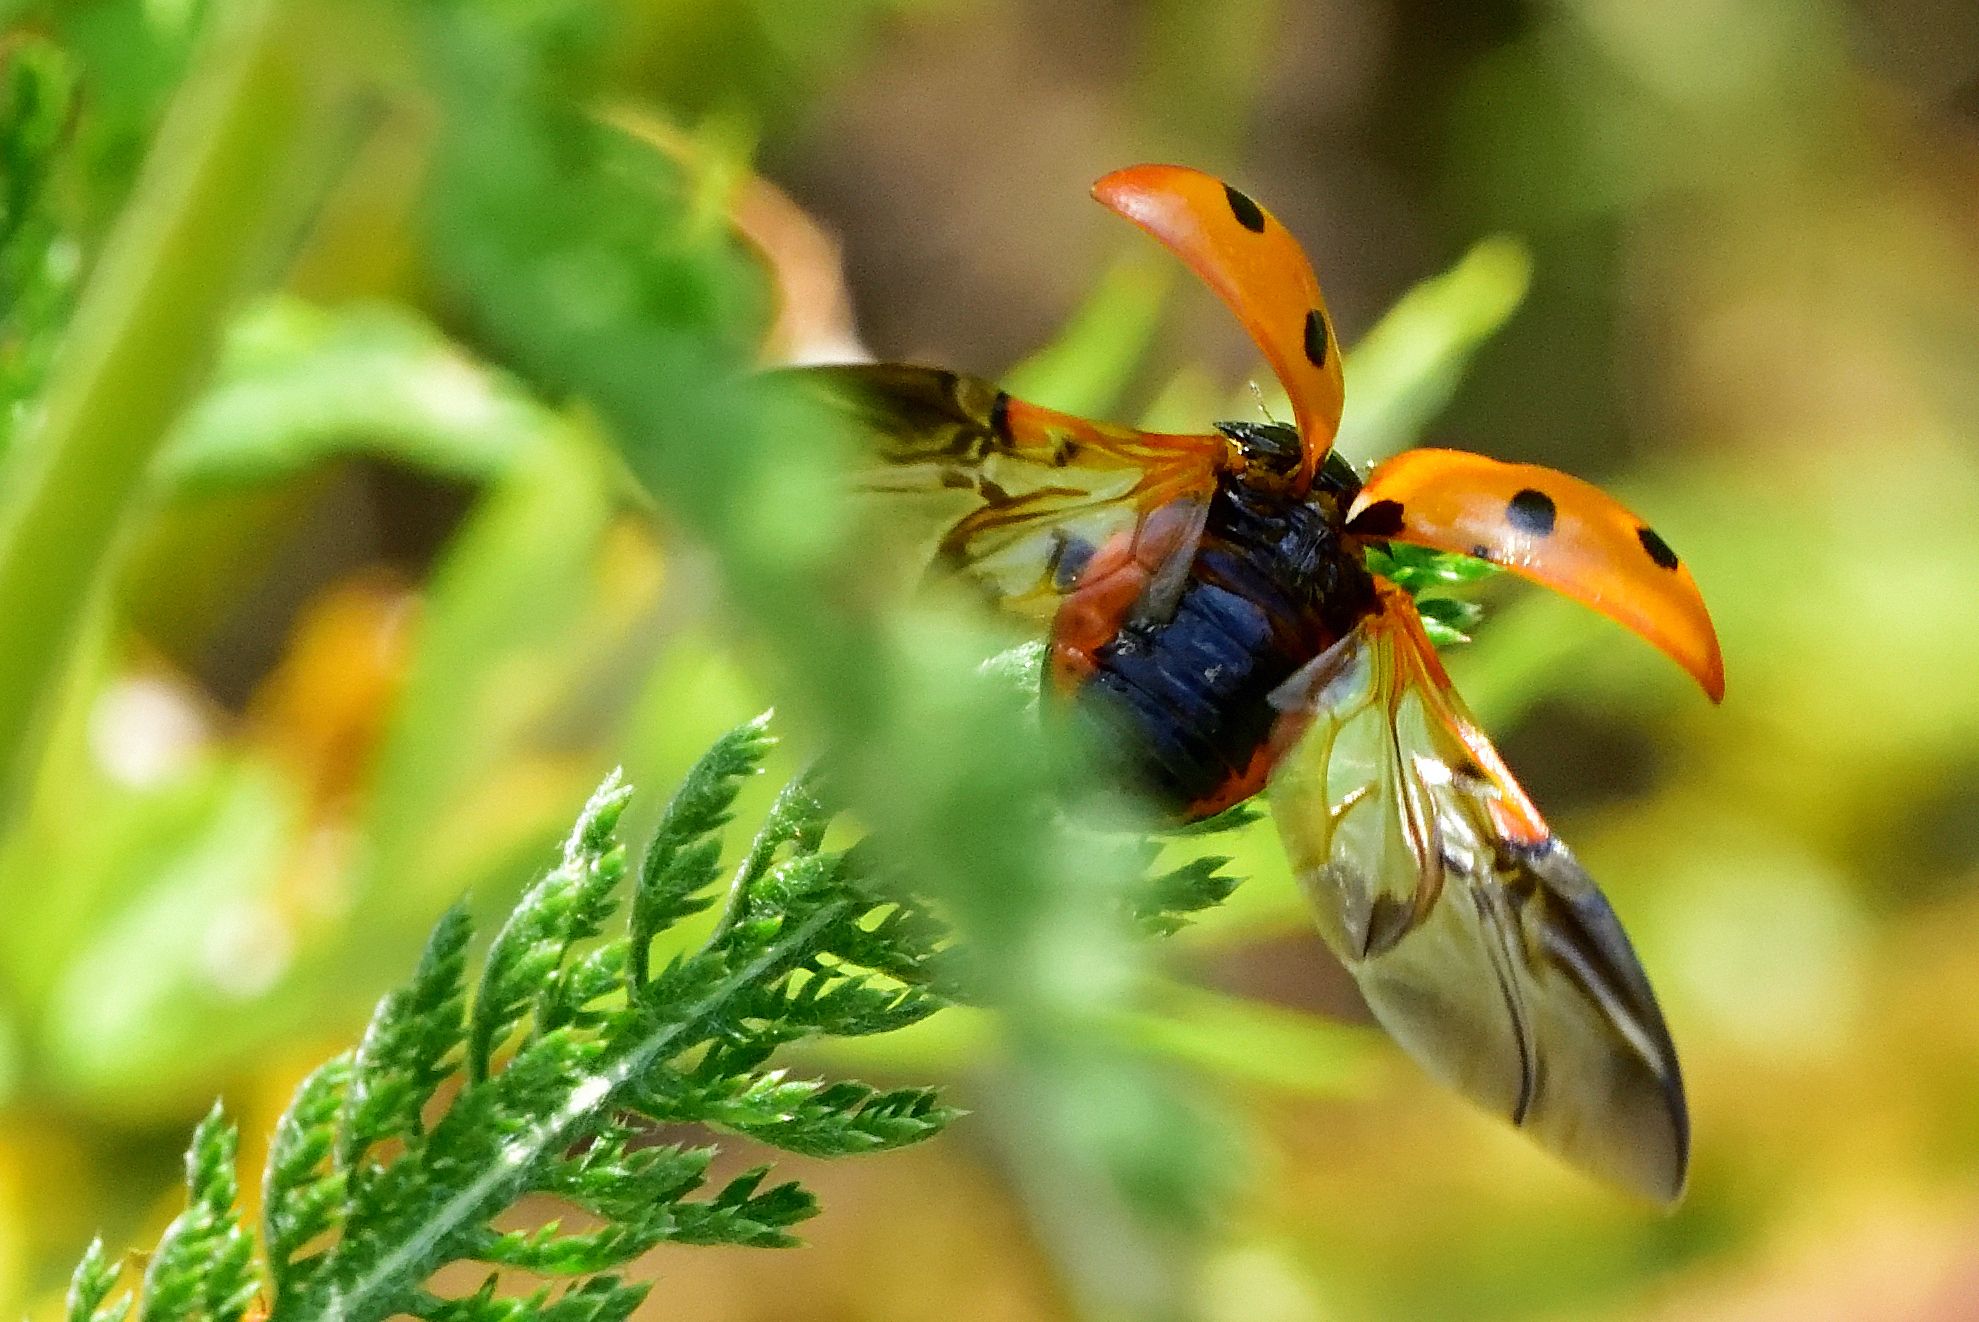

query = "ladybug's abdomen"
[[1057, 477, 1376, 820], [1081, 582, 1292, 817]]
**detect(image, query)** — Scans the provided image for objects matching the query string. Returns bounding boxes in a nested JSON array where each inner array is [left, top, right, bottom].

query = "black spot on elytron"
[[1224, 184, 1266, 233], [1303, 310, 1329, 368], [1506, 488, 1557, 536], [1470, 544, 1494, 561], [1348, 499, 1406, 537], [1637, 525, 1681, 570]]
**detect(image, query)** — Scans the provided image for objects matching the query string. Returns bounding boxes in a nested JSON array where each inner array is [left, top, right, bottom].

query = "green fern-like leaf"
[[712, 1078, 953, 1157], [60, 715, 1031, 1321], [342, 906, 472, 1165], [418, 1275, 649, 1322], [630, 714, 774, 985], [1133, 854, 1247, 938], [468, 775, 635, 1080], [64, 1238, 128, 1322], [139, 1106, 258, 1322], [263, 1056, 352, 1297], [1363, 540, 1500, 647]]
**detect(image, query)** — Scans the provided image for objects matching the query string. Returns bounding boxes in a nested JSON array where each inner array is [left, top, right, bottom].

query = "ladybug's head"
[[1215, 419, 1303, 482], [1215, 418, 1362, 507]]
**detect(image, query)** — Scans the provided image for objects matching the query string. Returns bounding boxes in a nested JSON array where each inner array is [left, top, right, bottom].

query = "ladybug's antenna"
[[1249, 381, 1282, 426]]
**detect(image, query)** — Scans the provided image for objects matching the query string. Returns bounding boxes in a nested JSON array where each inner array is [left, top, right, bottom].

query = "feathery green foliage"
[[65, 714, 1259, 1319], [1364, 540, 1502, 646], [1132, 855, 1247, 939], [140, 1107, 260, 1322], [62, 720, 966, 1320]]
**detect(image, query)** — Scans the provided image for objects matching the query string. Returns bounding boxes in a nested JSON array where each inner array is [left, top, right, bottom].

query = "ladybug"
[[799, 165, 1723, 1202]]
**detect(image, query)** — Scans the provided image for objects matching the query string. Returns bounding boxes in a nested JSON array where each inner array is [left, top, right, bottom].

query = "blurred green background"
[[5, 0, 1979, 1318]]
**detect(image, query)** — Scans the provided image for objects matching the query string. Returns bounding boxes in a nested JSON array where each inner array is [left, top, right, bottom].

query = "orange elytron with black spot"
[[800, 165, 1723, 1203]]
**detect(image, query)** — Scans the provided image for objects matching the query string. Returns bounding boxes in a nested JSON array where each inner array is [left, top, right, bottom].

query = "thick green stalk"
[[0, 0, 356, 826]]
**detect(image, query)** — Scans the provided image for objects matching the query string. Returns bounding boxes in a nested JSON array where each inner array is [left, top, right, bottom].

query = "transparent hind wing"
[[1266, 586, 1688, 1201], [791, 363, 1225, 620]]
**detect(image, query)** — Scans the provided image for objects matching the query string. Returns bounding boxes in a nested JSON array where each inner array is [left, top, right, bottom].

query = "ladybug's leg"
[[1048, 497, 1209, 692]]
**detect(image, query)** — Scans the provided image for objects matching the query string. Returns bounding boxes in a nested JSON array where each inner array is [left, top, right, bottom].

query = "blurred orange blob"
[[244, 572, 419, 811]]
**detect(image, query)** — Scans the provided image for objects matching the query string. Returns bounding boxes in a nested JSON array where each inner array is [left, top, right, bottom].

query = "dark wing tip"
[[1521, 840, 1689, 1205]]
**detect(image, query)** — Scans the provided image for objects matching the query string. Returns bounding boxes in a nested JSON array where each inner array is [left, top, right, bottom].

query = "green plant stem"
[[0, 0, 356, 829]]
